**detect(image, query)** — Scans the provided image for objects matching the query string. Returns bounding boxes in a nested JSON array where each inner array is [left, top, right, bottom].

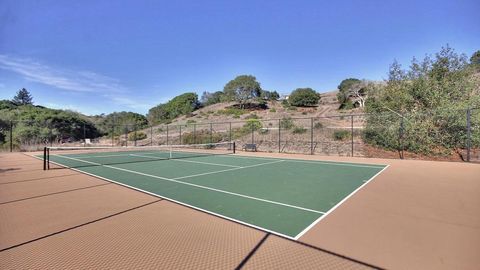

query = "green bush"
[[333, 130, 350, 141], [292, 126, 307, 134], [242, 119, 262, 132], [128, 131, 147, 141], [280, 117, 294, 130], [217, 107, 246, 117], [186, 119, 196, 124], [147, 92, 200, 125], [269, 108, 276, 113], [289, 88, 320, 107]]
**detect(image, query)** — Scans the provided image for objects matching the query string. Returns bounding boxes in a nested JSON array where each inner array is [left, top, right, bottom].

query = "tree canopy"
[[288, 88, 320, 107], [12, 88, 33, 105], [470, 50, 480, 71], [200, 91, 224, 106], [0, 101, 100, 148], [90, 111, 148, 135], [337, 78, 361, 109], [260, 90, 280, 101], [147, 92, 200, 124], [223, 75, 262, 107], [364, 46, 480, 157]]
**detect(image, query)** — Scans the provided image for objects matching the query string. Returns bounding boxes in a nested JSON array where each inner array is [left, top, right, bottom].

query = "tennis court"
[[42, 142, 387, 239]]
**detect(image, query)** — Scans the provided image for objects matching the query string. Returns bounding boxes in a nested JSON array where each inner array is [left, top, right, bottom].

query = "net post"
[[467, 108, 471, 162], [310, 118, 314, 155], [43, 147, 47, 170], [351, 115, 354, 157], [9, 120, 13, 152]]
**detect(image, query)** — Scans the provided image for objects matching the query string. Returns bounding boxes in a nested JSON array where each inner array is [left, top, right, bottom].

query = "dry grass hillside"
[[126, 91, 378, 157], [172, 91, 355, 125]]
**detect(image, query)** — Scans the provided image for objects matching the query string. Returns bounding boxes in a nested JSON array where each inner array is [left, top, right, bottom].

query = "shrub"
[[217, 107, 246, 117], [186, 119, 196, 124], [242, 119, 262, 132], [182, 130, 223, 144], [292, 126, 307, 134], [280, 117, 295, 130], [333, 130, 350, 141], [245, 113, 260, 120], [128, 131, 147, 141], [269, 108, 276, 113], [301, 111, 307, 115], [314, 122, 323, 129], [288, 88, 320, 107]]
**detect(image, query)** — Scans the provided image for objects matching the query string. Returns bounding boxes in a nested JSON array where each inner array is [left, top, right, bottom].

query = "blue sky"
[[0, 0, 479, 115]]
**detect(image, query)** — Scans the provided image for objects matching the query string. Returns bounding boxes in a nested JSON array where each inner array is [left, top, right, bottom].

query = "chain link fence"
[[1, 108, 479, 162]]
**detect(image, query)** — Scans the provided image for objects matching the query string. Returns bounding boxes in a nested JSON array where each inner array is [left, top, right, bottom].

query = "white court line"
[[129, 153, 241, 168], [34, 156, 297, 240], [79, 152, 167, 159], [292, 164, 390, 240], [221, 154, 386, 169], [52, 154, 324, 215], [173, 159, 285, 180], [169, 158, 241, 168]]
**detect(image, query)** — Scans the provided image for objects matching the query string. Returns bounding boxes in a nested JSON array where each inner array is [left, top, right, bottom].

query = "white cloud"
[[0, 55, 127, 93], [0, 54, 162, 113]]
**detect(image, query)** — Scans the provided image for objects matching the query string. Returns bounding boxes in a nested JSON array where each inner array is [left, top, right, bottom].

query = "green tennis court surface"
[[44, 149, 387, 239]]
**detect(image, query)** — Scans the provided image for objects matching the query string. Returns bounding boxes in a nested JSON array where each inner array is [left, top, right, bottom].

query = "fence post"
[[310, 118, 314, 155], [251, 124, 254, 144], [179, 125, 182, 145], [278, 119, 281, 153], [150, 126, 153, 145], [210, 123, 213, 144], [83, 123, 86, 147], [166, 125, 169, 145], [229, 122, 232, 143], [399, 117, 405, 159], [351, 115, 354, 157], [9, 120, 13, 152], [134, 124, 137, 147], [125, 126, 128, 147], [111, 125, 115, 146], [193, 124, 196, 144], [467, 108, 471, 162]]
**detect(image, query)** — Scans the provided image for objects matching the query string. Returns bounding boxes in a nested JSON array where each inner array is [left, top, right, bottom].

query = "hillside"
[[171, 91, 350, 125]]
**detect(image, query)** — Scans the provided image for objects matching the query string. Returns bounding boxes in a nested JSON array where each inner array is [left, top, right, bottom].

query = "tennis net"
[[43, 141, 235, 170]]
